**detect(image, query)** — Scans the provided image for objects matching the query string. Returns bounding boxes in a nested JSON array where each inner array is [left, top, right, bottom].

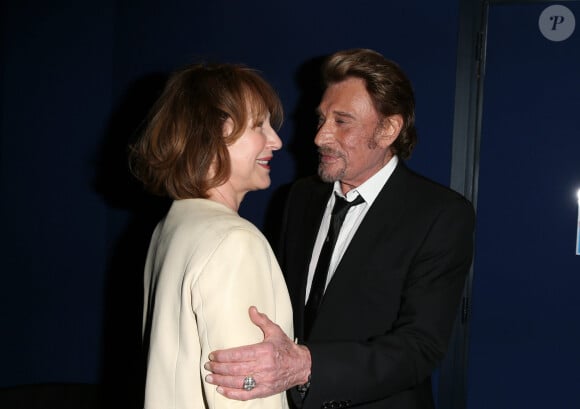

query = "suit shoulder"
[[397, 165, 474, 214]]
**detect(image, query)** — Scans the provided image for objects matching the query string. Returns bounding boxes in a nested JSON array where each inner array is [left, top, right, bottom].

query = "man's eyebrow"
[[315, 108, 356, 120], [333, 110, 356, 120]]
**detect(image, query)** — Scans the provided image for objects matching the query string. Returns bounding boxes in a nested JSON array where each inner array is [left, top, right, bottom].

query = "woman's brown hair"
[[129, 63, 283, 199]]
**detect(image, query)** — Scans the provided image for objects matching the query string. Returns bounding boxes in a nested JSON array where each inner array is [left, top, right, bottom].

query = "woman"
[[130, 63, 293, 409]]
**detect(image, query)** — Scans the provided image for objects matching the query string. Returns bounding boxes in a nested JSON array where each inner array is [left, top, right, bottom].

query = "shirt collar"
[[333, 155, 399, 206]]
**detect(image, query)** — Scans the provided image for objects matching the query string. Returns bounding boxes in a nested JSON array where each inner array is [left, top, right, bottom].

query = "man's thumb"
[[248, 306, 275, 336]]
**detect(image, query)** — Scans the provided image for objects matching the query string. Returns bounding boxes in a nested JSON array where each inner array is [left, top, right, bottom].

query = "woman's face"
[[226, 113, 282, 195]]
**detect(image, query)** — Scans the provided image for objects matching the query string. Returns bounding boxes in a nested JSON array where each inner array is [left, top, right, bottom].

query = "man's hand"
[[204, 306, 311, 401]]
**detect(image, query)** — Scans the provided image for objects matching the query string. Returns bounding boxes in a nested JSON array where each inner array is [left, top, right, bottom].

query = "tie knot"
[[332, 193, 365, 217]]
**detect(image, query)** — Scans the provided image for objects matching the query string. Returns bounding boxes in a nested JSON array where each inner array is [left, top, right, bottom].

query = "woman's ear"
[[377, 114, 403, 148], [222, 117, 234, 138]]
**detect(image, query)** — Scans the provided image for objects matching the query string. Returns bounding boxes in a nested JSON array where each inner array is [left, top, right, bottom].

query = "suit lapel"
[[321, 163, 410, 311], [286, 180, 333, 338]]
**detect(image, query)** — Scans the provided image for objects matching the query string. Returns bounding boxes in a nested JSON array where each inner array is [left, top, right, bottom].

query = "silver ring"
[[243, 375, 256, 391]]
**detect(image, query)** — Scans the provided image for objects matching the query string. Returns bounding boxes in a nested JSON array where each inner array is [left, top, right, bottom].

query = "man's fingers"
[[207, 308, 285, 369], [249, 306, 284, 338], [204, 307, 309, 402], [205, 373, 250, 389], [204, 360, 254, 378], [215, 385, 270, 401], [248, 306, 271, 330], [205, 374, 274, 400], [209, 343, 260, 363]]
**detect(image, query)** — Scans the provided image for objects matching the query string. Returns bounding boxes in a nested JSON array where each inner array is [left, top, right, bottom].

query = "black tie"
[[304, 193, 365, 339]]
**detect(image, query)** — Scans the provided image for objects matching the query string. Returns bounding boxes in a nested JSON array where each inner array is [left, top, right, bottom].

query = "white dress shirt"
[[305, 156, 399, 302]]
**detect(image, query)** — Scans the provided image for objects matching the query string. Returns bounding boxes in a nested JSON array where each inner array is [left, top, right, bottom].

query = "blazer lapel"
[[319, 163, 410, 314], [286, 180, 333, 339]]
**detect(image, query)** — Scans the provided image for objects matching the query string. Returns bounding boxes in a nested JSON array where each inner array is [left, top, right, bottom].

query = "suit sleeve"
[[304, 197, 475, 406], [195, 228, 288, 409]]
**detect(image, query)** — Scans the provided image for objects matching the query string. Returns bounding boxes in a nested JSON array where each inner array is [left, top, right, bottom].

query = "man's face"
[[315, 77, 395, 192]]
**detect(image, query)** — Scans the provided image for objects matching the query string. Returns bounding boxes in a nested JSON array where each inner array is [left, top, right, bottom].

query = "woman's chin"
[[258, 178, 272, 190]]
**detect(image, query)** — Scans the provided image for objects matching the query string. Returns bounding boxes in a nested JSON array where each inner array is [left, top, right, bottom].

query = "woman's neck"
[[208, 185, 242, 212]]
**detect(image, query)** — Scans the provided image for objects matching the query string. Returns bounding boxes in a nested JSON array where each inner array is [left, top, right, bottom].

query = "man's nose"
[[314, 122, 332, 146]]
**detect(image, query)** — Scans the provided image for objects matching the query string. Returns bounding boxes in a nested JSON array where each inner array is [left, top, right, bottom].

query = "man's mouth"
[[319, 149, 342, 163]]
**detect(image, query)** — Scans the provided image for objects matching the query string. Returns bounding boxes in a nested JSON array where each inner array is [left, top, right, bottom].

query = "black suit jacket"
[[278, 162, 475, 409]]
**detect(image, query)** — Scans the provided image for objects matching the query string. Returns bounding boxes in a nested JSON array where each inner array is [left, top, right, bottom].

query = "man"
[[204, 48, 475, 409]]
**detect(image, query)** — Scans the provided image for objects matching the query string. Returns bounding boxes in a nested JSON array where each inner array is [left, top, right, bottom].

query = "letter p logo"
[[550, 15, 565, 31], [539, 5, 576, 42]]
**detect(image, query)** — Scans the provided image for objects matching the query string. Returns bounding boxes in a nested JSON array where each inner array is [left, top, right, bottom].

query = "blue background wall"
[[1, 0, 462, 406], [467, 3, 580, 408]]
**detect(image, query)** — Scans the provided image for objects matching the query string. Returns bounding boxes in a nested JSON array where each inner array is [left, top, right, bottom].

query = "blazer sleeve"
[[195, 228, 290, 409], [303, 197, 475, 407]]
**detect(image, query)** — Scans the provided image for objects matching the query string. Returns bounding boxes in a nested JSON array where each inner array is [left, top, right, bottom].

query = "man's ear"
[[377, 114, 403, 148]]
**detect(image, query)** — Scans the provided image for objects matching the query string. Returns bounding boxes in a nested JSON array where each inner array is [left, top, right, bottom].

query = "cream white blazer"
[[142, 199, 293, 409]]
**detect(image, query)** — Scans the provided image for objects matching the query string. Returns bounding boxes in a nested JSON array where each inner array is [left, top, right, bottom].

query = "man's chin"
[[318, 166, 343, 183]]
